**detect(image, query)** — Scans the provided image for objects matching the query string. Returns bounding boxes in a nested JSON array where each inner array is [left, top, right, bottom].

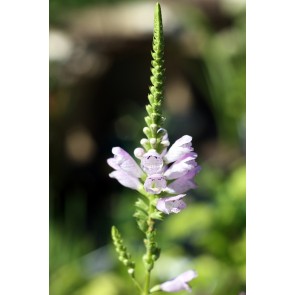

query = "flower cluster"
[[107, 132, 200, 214]]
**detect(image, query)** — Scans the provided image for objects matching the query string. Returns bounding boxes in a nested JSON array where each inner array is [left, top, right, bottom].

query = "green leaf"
[[135, 198, 149, 212], [136, 219, 148, 233], [134, 208, 148, 219], [150, 211, 163, 221]]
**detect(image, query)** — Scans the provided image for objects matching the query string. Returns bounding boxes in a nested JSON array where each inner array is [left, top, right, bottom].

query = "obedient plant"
[[108, 3, 200, 294]]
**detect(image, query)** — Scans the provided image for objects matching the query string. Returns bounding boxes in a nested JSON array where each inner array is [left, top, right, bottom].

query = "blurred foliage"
[[50, 0, 246, 294], [50, 0, 137, 23], [50, 164, 245, 295]]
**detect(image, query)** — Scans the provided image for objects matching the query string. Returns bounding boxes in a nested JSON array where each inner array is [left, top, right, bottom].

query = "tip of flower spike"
[[111, 225, 118, 235], [154, 2, 163, 34], [155, 2, 161, 20]]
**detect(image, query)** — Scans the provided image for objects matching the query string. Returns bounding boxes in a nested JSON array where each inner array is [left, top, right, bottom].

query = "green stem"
[[143, 197, 155, 295], [143, 271, 151, 295], [131, 277, 143, 294]]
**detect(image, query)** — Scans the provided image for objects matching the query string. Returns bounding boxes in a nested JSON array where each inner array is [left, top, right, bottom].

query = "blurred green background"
[[49, 0, 245, 294]]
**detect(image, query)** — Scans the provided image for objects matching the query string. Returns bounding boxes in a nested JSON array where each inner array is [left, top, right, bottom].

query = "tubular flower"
[[139, 135, 200, 197], [141, 149, 164, 175], [164, 153, 198, 180], [107, 147, 144, 190], [159, 270, 198, 293], [165, 166, 201, 194], [156, 194, 186, 214], [164, 135, 194, 164], [144, 174, 167, 194], [107, 134, 200, 202]]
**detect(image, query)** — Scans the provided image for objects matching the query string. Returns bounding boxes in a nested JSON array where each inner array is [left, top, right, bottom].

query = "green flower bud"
[[142, 1, 165, 153]]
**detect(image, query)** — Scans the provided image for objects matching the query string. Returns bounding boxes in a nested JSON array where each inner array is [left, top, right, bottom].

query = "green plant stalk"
[[141, 4, 165, 293], [112, 3, 165, 294], [144, 270, 151, 295], [142, 2, 165, 154], [132, 277, 144, 294], [143, 198, 155, 295]]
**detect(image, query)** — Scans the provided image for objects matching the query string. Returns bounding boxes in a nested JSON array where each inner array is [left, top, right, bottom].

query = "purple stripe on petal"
[[141, 150, 164, 175], [144, 174, 167, 194]]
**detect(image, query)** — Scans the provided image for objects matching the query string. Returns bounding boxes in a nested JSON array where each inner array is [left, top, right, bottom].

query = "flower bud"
[[150, 138, 157, 145], [143, 127, 152, 137], [134, 147, 145, 159]]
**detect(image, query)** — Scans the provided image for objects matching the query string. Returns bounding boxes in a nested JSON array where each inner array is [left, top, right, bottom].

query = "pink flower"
[[144, 174, 167, 194], [160, 270, 198, 292], [107, 134, 200, 197], [166, 166, 201, 194], [164, 153, 198, 180], [137, 136, 200, 195], [107, 147, 144, 190], [156, 194, 187, 214], [141, 149, 164, 175], [109, 170, 142, 190], [164, 135, 194, 164]]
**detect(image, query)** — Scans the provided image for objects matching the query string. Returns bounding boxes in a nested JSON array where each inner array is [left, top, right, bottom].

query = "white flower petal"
[[160, 270, 197, 293], [111, 147, 143, 178], [144, 174, 167, 194], [160, 280, 188, 292], [166, 166, 200, 193], [177, 270, 198, 282], [164, 154, 198, 180], [164, 135, 193, 164], [134, 147, 145, 159], [141, 150, 163, 175], [109, 170, 141, 190], [156, 195, 186, 214]]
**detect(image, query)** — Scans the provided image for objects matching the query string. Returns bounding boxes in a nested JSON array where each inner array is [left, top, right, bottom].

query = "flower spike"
[[108, 3, 200, 294], [142, 2, 166, 153], [111, 226, 135, 277]]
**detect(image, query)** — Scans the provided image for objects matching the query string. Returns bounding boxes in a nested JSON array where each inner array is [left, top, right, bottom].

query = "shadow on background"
[[49, 0, 245, 294]]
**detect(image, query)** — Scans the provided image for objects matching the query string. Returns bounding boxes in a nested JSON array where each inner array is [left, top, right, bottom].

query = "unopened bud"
[[150, 138, 156, 145], [150, 124, 157, 132], [143, 127, 152, 137], [161, 140, 170, 147], [140, 138, 149, 145], [123, 259, 129, 265], [134, 147, 145, 159], [145, 116, 152, 126]]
